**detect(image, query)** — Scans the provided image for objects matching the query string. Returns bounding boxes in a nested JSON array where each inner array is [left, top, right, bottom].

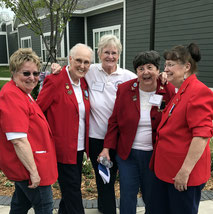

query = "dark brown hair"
[[133, 50, 160, 71], [163, 43, 201, 73]]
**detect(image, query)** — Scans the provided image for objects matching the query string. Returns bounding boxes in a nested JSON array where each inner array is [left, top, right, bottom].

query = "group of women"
[[0, 34, 212, 214]]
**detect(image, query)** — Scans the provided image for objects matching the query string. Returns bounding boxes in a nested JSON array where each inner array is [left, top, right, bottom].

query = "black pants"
[[89, 137, 118, 214], [57, 151, 84, 214], [150, 176, 205, 214]]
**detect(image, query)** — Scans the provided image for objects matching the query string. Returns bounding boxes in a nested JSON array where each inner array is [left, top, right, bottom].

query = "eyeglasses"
[[19, 71, 40, 77], [164, 62, 178, 68], [73, 58, 90, 66]]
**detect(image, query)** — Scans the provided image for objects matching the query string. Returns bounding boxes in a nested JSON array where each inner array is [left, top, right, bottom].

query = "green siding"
[[87, 9, 123, 66], [69, 17, 85, 49], [126, 0, 151, 72], [126, 0, 213, 87], [18, 25, 41, 57], [0, 35, 8, 64]]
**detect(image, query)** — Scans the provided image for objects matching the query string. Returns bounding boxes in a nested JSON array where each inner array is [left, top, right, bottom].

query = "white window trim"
[[40, 32, 63, 63], [93, 25, 121, 64], [40, 32, 51, 64], [20, 36, 32, 48]]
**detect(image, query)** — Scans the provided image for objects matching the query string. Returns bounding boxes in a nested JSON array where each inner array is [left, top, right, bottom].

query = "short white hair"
[[97, 35, 122, 57], [69, 43, 94, 62]]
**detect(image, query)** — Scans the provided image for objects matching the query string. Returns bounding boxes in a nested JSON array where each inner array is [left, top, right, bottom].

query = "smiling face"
[[69, 46, 92, 84], [164, 60, 190, 88], [13, 61, 39, 94], [137, 63, 159, 92], [99, 45, 119, 73]]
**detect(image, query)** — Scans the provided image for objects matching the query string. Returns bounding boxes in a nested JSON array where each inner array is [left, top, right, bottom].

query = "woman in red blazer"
[[150, 43, 213, 214], [37, 44, 93, 214], [0, 48, 58, 213], [99, 51, 175, 214]]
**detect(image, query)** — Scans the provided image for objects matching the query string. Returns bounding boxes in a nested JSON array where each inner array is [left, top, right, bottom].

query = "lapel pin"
[[133, 82, 137, 87], [84, 90, 88, 100], [160, 86, 164, 90], [132, 95, 137, 101], [67, 90, 72, 95], [65, 83, 69, 89]]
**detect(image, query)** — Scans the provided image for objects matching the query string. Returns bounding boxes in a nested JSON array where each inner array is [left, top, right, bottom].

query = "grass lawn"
[[0, 66, 10, 77], [0, 66, 10, 90]]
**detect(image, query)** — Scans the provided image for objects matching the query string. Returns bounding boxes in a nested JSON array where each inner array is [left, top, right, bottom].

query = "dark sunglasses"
[[20, 71, 40, 77]]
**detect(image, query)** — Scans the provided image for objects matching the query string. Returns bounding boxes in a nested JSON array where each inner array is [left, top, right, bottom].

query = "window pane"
[[100, 32, 105, 38], [95, 33, 99, 47], [105, 30, 112, 35], [113, 29, 119, 38], [24, 40, 28, 48]]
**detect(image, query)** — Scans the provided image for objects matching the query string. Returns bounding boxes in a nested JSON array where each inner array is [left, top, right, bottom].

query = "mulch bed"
[[0, 171, 212, 200]]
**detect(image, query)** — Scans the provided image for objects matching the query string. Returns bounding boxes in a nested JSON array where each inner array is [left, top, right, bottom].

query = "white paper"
[[149, 94, 163, 106]]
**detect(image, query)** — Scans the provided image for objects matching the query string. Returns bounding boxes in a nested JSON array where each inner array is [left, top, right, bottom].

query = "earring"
[[184, 74, 187, 80]]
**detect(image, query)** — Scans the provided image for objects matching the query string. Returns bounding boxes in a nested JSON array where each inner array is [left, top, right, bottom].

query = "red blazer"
[[104, 78, 175, 160], [152, 74, 213, 186], [0, 81, 58, 186], [37, 66, 90, 164]]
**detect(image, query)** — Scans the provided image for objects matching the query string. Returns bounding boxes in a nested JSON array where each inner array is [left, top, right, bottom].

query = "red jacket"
[[104, 78, 175, 160], [0, 80, 58, 186], [37, 66, 90, 164], [151, 74, 213, 186]]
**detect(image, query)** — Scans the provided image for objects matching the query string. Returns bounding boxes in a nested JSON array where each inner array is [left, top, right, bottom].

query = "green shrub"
[[82, 156, 94, 179]]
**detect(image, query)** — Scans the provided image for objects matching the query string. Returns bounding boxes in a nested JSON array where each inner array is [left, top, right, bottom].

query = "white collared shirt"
[[85, 63, 137, 139], [66, 66, 85, 151]]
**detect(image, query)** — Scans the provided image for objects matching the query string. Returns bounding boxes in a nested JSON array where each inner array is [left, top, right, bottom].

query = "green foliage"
[[52, 181, 60, 189], [82, 157, 94, 179], [31, 81, 40, 100], [4, 181, 14, 187], [1, 0, 78, 63]]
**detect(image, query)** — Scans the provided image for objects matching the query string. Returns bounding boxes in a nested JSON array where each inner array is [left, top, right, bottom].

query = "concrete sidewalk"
[[0, 77, 10, 81], [0, 201, 213, 214]]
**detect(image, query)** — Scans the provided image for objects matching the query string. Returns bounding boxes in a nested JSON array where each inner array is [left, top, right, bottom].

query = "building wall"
[[18, 17, 64, 59], [126, 0, 213, 87], [155, 0, 213, 87], [7, 32, 18, 56], [18, 24, 41, 57], [126, 0, 151, 72], [0, 33, 8, 64], [87, 9, 123, 66], [6, 24, 18, 56], [68, 17, 85, 50]]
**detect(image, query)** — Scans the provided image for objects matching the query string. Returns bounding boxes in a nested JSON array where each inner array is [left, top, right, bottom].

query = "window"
[[93, 25, 121, 63], [21, 36, 32, 48], [40, 32, 51, 63]]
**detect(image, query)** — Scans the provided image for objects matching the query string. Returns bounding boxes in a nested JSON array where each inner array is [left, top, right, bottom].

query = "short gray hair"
[[69, 43, 94, 62], [97, 35, 122, 57]]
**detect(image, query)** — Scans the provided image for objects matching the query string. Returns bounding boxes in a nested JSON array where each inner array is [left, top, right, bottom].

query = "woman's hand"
[[173, 169, 189, 191], [28, 171, 41, 189], [97, 148, 110, 162], [11, 137, 41, 188], [158, 72, 168, 85], [173, 137, 208, 192], [51, 63, 61, 74]]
